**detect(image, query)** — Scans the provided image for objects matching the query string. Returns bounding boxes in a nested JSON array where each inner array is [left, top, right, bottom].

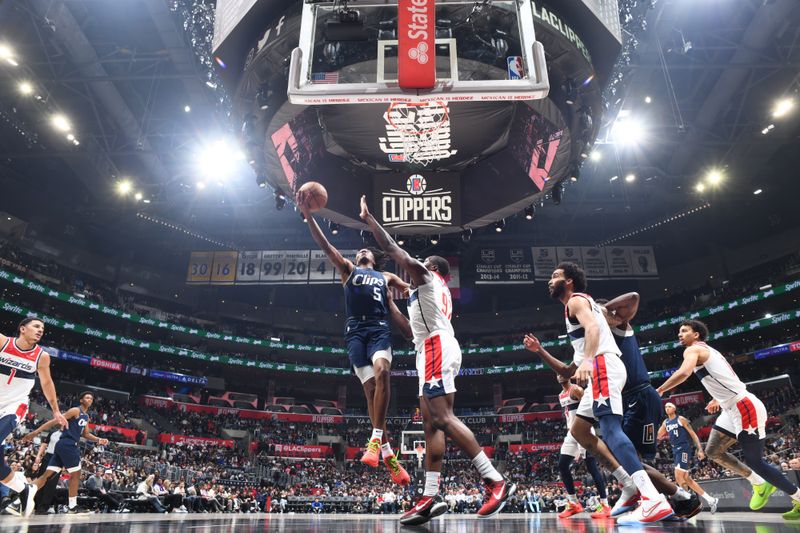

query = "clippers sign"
[[398, 0, 435, 89], [376, 173, 460, 230]]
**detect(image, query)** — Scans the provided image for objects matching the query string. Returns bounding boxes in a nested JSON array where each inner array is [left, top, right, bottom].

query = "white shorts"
[[353, 349, 393, 384], [561, 429, 587, 458], [713, 409, 736, 438], [0, 397, 29, 424], [576, 353, 626, 419], [721, 392, 768, 440], [416, 333, 462, 399]]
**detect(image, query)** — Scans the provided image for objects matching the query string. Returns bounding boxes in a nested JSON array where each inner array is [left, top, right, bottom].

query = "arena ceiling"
[[0, 0, 799, 273]]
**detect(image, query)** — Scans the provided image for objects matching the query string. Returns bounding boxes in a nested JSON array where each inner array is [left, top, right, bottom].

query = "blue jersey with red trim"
[[344, 268, 388, 319], [665, 416, 690, 449]]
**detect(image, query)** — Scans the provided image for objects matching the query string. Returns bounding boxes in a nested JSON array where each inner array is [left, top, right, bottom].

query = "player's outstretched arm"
[[523, 334, 576, 379], [680, 416, 705, 459], [23, 407, 79, 441], [82, 425, 109, 446], [37, 351, 67, 429], [657, 420, 667, 440], [656, 347, 700, 396], [297, 190, 353, 283], [386, 290, 413, 340], [359, 196, 429, 287], [603, 292, 640, 327]]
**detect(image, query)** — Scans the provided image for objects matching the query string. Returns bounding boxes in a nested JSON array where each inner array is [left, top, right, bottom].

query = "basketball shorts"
[[562, 426, 594, 459], [621, 383, 663, 460], [345, 319, 392, 384], [47, 440, 82, 473], [673, 445, 694, 471], [416, 332, 462, 399], [712, 409, 737, 438], [0, 396, 29, 426], [722, 392, 768, 440], [576, 353, 626, 419]]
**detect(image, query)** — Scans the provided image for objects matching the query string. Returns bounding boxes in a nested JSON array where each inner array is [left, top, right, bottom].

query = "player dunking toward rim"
[[297, 190, 411, 486], [359, 196, 515, 526]]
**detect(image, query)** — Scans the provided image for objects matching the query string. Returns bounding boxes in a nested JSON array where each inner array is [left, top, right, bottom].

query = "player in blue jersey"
[[299, 191, 411, 485], [22, 391, 108, 515], [659, 402, 718, 512]]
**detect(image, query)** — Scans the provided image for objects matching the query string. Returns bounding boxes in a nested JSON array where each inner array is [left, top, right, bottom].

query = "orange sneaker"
[[590, 503, 612, 518], [384, 454, 411, 485], [559, 501, 585, 518], [360, 438, 381, 468]]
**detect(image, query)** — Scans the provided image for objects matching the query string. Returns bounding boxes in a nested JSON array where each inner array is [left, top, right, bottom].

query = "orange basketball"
[[299, 181, 328, 212]]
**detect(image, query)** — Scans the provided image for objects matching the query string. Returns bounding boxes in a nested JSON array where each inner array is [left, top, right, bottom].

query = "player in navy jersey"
[[23, 391, 108, 514], [298, 191, 411, 485], [658, 403, 718, 511]]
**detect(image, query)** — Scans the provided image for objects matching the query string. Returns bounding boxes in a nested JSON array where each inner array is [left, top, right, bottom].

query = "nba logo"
[[507, 56, 524, 80]]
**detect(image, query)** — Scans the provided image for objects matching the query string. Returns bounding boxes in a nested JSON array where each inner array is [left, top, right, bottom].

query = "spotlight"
[[51, 114, 71, 132], [610, 175, 619, 182], [761, 124, 775, 135], [256, 174, 267, 188], [134, 192, 143, 201], [328, 221, 339, 235], [197, 139, 244, 180], [430, 234, 439, 245], [274, 189, 286, 210], [396, 235, 405, 246], [611, 117, 645, 146], [753, 189, 762, 195], [184, 105, 191, 113], [0, 45, 18, 66], [494, 219, 505, 233], [18, 81, 33, 95], [706, 168, 724, 185], [564, 79, 577, 105], [590, 150, 601, 162], [552, 183, 563, 205], [524, 205, 535, 220], [569, 165, 580, 182], [772, 98, 795, 119], [695, 183, 706, 193], [461, 228, 473, 243], [625, 173, 636, 183], [116, 180, 133, 196], [66, 133, 75, 141], [197, 181, 206, 190], [644, 96, 652, 104]]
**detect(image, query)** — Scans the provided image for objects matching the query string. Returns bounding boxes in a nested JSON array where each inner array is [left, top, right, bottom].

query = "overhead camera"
[[324, 8, 367, 41]]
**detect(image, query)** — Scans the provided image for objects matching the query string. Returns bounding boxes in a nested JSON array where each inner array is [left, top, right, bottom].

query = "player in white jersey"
[[0, 317, 66, 516], [555, 374, 611, 518], [657, 319, 800, 520], [359, 196, 515, 525], [541, 263, 673, 523]]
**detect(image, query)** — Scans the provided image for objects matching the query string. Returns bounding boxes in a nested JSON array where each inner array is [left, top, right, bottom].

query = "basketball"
[[299, 181, 328, 212]]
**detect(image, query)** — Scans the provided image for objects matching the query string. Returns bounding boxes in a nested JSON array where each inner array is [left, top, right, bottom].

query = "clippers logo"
[[408, 42, 429, 64], [381, 174, 453, 229]]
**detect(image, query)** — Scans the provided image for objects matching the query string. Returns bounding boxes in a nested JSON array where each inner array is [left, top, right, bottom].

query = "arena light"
[[197, 139, 245, 180], [196, 181, 206, 190], [51, 114, 71, 133], [494, 219, 505, 233], [274, 188, 286, 210], [761, 124, 775, 135], [644, 96, 652, 104], [396, 235, 405, 246], [772, 97, 795, 119], [184, 105, 191, 113], [0, 44, 18, 66], [754, 189, 763, 195], [18, 81, 33, 95], [706, 168, 724, 186], [524, 205, 534, 220], [611, 116, 645, 146], [589, 150, 602, 162], [116, 180, 133, 196], [328, 221, 339, 235], [625, 173, 636, 183], [66, 133, 75, 141], [695, 182, 706, 193], [430, 234, 439, 245]]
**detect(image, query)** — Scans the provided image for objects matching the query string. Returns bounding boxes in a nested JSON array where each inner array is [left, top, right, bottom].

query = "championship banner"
[[475, 247, 534, 284], [273, 443, 333, 458], [158, 433, 235, 448], [532, 245, 658, 279], [89, 424, 145, 444]]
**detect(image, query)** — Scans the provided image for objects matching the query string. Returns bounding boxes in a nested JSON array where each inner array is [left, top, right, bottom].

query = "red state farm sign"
[[398, 0, 435, 89]]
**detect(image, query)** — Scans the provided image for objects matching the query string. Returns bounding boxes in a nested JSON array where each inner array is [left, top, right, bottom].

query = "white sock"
[[673, 487, 691, 501], [380, 442, 394, 459], [566, 493, 577, 503], [423, 471, 440, 497], [2, 475, 24, 493], [69, 496, 77, 509], [612, 466, 633, 486], [471, 451, 502, 482], [630, 470, 660, 500], [701, 492, 716, 504], [747, 472, 766, 485], [601, 498, 608, 506], [791, 489, 800, 503], [370, 428, 383, 442]]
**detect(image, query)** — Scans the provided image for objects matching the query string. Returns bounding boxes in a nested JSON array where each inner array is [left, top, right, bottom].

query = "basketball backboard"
[[288, 0, 549, 104]]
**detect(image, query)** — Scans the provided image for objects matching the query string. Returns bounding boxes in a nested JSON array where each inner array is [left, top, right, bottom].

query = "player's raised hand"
[[523, 334, 541, 353], [360, 195, 371, 220], [296, 190, 310, 217], [99, 438, 109, 446]]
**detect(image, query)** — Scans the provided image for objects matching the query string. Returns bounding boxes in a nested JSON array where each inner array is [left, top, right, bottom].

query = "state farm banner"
[[373, 172, 460, 231], [664, 391, 705, 407], [475, 247, 534, 284], [397, 0, 435, 89], [509, 443, 561, 453], [140, 396, 344, 424], [532, 245, 659, 279], [273, 444, 333, 458], [89, 424, 145, 443], [158, 433, 234, 448]]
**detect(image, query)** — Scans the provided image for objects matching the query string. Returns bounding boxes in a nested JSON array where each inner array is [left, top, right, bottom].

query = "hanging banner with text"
[[531, 245, 659, 279]]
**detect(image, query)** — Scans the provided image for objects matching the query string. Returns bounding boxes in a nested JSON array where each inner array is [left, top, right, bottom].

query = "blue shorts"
[[345, 319, 391, 371], [0, 414, 17, 443], [621, 384, 663, 460], [673, 445, 694, 471], [48, 440, 82, 473]]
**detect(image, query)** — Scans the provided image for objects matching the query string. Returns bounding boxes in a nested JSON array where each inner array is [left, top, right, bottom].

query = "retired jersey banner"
[[475, 247, 534, 284], [531, 245, 659, 279]]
